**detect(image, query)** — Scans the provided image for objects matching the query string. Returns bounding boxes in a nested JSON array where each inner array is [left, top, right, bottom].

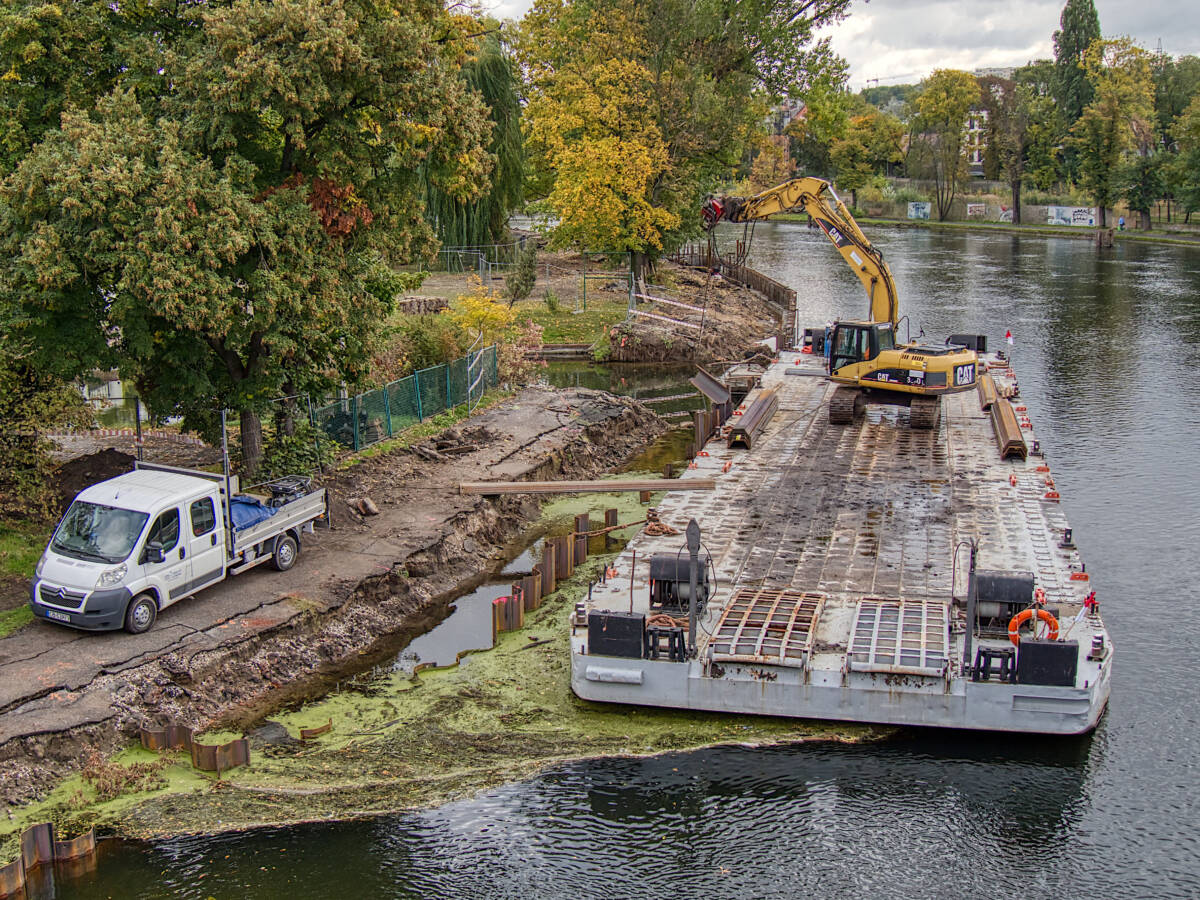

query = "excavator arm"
[[703, 177, 899, 328]]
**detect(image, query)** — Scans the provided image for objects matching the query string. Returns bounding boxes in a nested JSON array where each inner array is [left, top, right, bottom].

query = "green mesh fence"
[[448, 358, 468, 406], [312, 346, 498, 451]]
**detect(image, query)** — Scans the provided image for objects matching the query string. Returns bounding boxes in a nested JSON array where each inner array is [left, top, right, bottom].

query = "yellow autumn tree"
[[522, 48, 678, 269], [517, 0, 853, 280]]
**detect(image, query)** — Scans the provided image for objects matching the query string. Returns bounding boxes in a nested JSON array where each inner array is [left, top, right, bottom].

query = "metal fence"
[[311, 345, 498, 451]]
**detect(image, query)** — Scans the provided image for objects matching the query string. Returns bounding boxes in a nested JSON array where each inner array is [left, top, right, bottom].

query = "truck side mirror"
[[143, 541, 165, 565]]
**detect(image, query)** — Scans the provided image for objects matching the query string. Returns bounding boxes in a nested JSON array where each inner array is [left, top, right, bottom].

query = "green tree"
[[786, 71, 852, 177], [978, 76, 1036, 223], [1052, 0, 1100, 178], [0, 0, 119, 175], [1119, 152, 1165, 230], [1072, 38, 1155, 227], [0, 331, 93, 520], [425, 29, 525, 247], [1171, 94, 1200, 221], [831, 109, 902, 206], [1152, 53, 1200, 149], [517, 0, 852, 281], [505, 241, 538, 305], [1016, 60, 1066, 191], [910, 69, 979, 221], [1, 0, 492, 475]]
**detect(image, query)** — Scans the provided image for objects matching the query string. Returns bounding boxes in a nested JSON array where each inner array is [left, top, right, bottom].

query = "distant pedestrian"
[[1118, 215, 1125, 231]]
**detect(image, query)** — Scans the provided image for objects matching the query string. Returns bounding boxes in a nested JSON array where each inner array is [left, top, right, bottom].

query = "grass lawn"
[[0, 523, 42, 582], [0, 523, 42, 636], [513, 295, 629, 345]]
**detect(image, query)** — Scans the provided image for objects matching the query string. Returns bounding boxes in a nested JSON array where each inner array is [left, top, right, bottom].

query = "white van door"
[[141, 506, 187, 603], [185, 495, 226, 593]]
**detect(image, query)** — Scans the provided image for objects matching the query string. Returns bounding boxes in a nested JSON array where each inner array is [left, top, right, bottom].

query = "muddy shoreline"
[[0, 388, 665, 811]]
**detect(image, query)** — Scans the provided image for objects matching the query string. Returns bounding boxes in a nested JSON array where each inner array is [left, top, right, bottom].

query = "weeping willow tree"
[[426, 31, 524, 248]]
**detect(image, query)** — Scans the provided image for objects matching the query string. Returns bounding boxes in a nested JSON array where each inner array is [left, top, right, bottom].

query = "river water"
[[50, 225, 1200, 898]]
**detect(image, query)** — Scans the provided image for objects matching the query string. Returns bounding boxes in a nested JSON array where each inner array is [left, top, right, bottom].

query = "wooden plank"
[[459, 479, 715, 495]]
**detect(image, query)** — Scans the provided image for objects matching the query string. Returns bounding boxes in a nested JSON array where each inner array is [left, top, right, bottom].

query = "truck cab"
[[31, 469, 230, 633]]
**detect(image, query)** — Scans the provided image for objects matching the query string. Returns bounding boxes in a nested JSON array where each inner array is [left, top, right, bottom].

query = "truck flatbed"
[[570, 353, 1111, 735]]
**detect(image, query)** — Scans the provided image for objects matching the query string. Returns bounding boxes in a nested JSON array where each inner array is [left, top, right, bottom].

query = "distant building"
[[965, 108, 988, 177], [972, 66, 1016, 80], [767, 99, 806, 136]]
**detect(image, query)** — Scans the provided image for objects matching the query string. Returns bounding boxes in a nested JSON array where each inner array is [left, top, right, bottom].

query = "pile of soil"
[[53, 448, 136, 514], [0, 450, 140, 615], [608, 263, 783, 363]]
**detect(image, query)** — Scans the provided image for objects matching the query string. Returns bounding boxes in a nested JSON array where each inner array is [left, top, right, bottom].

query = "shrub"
[[505, 243, 538, 304], [0, 351, 94, 523], [544, 291, 561, 313], [81, 750, 168, 801]]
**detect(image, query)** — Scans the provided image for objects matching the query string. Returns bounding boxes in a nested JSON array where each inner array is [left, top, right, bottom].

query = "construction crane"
[[702, 177, 979, 429]]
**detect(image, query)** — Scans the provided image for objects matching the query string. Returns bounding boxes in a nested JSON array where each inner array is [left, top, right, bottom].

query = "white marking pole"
[[635, 293, 706, 314], [631, 309, 702, 329]]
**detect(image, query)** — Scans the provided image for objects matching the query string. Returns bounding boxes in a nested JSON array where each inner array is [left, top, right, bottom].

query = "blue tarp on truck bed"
[[229, 496, 276, 531]]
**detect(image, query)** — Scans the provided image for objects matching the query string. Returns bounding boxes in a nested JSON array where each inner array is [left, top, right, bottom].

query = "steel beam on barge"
[[459, 479, 715, 495]]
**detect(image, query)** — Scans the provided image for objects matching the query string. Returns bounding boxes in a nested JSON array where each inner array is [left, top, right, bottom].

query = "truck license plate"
[[46, 609, 70, 623]]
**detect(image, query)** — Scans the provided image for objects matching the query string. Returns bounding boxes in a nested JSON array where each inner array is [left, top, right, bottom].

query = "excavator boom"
[[701, 176, 979, 430], [704, 177, 899, 328]]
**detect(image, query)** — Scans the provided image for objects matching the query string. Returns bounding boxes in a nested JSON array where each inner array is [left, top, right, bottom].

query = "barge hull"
[[570, 353, 1112, 735]]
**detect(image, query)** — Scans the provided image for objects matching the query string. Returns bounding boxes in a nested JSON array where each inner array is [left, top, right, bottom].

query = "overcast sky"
[[481, 0, 1200, 90]]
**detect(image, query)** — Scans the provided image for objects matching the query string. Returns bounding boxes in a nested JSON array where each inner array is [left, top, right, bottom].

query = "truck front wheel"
[[272, 534, 298, 572], [124, 594, 158, 634]]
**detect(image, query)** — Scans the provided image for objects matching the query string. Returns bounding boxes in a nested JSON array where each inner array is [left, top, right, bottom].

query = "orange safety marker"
[[1044, 477, 1055, 487], [1009, 474, 1018, 486], [1070, 572, 1090, 581], [1036, 465, 1050, 473], [1043, 490, 1060, 501], [1016, 405, 1027, 412]]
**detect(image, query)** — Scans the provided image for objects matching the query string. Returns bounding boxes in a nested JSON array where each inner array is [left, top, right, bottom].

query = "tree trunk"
[[1140, 210, 1151, 231], [240, 407, 264, 476], [1097, 206, 1107, 228], [1010, 179, 1021, 225], [851, 188, 858, 210], [277, 385, 297, 437]]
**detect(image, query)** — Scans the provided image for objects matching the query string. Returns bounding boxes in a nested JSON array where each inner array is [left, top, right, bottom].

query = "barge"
[[570, 353, 1111, 735]]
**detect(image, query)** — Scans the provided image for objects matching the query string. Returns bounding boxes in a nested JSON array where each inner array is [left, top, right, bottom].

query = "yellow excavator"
[[702, 177, 979, 429]]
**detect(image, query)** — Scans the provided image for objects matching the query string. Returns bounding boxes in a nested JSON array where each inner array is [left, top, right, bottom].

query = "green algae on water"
[[6, 491, 883, 850]]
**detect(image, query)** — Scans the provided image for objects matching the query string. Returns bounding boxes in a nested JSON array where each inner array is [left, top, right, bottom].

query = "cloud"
[[828, 0, 1200, 88], [477, 0, 1200, 89]]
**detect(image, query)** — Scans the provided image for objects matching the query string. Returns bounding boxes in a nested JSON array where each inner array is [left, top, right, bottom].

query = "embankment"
[[0, 387, 664, 809]]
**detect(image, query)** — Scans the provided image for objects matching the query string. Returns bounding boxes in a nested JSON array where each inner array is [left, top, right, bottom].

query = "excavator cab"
[[828, 322, 895, 374]]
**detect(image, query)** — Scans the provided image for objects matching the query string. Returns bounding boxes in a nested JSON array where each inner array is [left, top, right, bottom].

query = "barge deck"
[[570, 353, 1111, 735]]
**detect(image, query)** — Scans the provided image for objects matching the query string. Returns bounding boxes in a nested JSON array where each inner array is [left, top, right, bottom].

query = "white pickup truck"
[[30, 462, 329, 634]]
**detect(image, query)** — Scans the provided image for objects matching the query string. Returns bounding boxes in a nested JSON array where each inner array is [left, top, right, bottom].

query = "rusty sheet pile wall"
[[0, 824, 97, 899]]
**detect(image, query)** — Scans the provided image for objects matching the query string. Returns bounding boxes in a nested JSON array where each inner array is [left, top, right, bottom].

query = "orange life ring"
[[1008, 608, 1059, 645]]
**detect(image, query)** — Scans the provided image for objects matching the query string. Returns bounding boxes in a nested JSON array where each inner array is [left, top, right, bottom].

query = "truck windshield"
[[51, 502, 149, 564]]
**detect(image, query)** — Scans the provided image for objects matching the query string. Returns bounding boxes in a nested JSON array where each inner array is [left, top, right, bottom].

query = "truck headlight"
[[96, 563, 127, 589], [35, 554, 46, 578]]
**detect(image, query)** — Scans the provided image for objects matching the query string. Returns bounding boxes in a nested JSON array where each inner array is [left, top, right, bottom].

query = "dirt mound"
[[608, 262, 783, 363], [53, 449, 136, 513]]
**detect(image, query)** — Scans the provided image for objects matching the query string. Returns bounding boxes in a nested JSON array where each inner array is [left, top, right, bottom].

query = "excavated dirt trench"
[[0, 388, 665, 811]]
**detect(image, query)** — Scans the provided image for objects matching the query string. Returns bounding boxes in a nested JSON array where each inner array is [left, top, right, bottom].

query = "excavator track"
[[909, 395, 941, 430], [828, 387, 864, 425]]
